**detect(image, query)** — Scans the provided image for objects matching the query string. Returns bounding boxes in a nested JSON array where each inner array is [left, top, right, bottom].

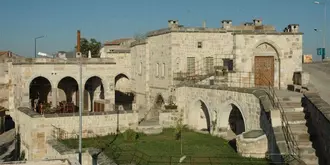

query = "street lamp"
[[314, 29, 323, 61], [314, 0, 327, 60], [34, 36, 45, 58]]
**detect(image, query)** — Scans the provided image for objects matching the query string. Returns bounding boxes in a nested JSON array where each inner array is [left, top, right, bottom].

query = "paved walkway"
[[303, 62, 330, 104]]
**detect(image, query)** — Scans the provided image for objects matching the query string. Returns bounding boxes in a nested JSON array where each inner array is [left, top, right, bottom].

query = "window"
[[197, 42, 202, 48], [139, 62, 142, 75], [162, 63, 165, 77], [187, 57, 196, 75], [205, 57, 214, 74], [156, 63, 159, 77], [223, 59, 234, 71]]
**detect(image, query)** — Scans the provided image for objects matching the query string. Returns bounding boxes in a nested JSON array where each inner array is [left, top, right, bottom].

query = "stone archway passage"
[[189, 100, 211, 133], [57, 77, 79, 112], [114, 74, 134, 111], [29, 76, 52, 113], [228, 104, 245, 135], [84, 76, 104, 112]]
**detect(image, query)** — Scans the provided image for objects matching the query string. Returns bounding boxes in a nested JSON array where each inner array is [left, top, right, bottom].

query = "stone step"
[[298, 144, 315, 155], [300, 154, 318, 165], [283, 111, 306, 124], [137, 125, 163, 135], [280, 102, 304, 112]]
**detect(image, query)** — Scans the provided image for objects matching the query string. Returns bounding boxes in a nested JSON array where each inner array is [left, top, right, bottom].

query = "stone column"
[[104, 82, 115, 111], [22, 92, 30, 108], [51, 88, 57, 108]]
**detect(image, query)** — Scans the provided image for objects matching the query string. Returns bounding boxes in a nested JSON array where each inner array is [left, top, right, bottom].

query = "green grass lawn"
[[61, 128, 270, 164]]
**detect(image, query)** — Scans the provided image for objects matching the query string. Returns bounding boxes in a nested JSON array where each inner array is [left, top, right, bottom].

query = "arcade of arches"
[[188, 100, 245, 135], [29, 74, 134, 113]]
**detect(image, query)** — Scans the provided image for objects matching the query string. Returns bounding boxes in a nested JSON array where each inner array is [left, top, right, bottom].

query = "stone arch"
[[252, 40, 282, 88], [29, 76, 52, 113], [188, 99, 212, 133], [228, 104, 246, 135], [217, 99, 247, 134], [57, 77, 79, 110], [114, 73, 134, 111], [154, 94, 165, 109], [84, 76, 104, 111]]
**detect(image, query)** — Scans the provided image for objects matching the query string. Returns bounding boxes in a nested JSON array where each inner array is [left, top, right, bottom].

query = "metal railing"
[[51, 125, 98, 140], [257, 74, 300, 161], [106, 145, 285, 165]]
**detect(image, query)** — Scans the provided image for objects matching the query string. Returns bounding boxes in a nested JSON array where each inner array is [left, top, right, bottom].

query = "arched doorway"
[[114, 74, 134, 111], [29, 76, 52, 113], [228, 104, 245, 135], [57, 77, 79, 113], [189, 100, 211, 133], [254, 43, 279, 87], [84, 76, 104, 112]]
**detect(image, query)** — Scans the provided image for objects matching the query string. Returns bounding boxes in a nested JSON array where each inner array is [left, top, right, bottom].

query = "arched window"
[[162, 63, 165, 77], [139, 62, 142, 75], [156, 63, 159, 77]]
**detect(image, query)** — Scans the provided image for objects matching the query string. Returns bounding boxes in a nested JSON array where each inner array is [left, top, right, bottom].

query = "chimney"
[[253, 19, 262, 26], [168, 20, 179, 29], [287, 24, 299, 33], [203, 20, 206, 28], [221, 20, 232, 29], [77, 30, 81, 52]]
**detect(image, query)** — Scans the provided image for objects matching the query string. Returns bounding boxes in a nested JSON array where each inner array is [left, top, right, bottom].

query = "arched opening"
[[29, 76, 52, 113], [189, 100, 211, 133], [57, 77, 79, 113], [227, 104, 245, 152], [114, 74, 134, 111], [254, 43, 279, 87], [154, 94, 164, 109], [228, 104, 245, 135], [84, 76, 104, 112]]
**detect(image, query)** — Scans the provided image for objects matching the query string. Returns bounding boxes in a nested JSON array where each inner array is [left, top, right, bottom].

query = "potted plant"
[[164, 95, 177, 110]]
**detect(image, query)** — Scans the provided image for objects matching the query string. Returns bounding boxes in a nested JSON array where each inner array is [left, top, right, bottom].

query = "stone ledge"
[[10, 58, 116, 65], [146, 27, 304, 37], [176, 83, 274, 112], [17, 107, 134, 118], [304, 92, 330, 121]]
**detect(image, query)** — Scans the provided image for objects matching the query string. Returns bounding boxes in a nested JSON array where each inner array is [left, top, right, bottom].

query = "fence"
[[105, 144, 287, 165]]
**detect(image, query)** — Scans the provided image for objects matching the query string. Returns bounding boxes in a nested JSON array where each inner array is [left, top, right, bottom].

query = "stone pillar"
[[104, 82, 115, 111], [0, 115, 4, 133], [22, 92, 30, 108], [51, 88, 57, 108]]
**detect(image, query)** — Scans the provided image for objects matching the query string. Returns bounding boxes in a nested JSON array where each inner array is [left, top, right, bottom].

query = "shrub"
[[123, 129, 138, 142]]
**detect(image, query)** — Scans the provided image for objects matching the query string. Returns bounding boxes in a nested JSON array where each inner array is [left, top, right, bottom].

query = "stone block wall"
[[7, 58, 126, 112], [15, 107, 138, 161], [302, 93, 330, 165], [236, 132, 268, 158]]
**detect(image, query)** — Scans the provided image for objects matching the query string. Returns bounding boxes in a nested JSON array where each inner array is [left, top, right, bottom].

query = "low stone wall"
[[236, 130, 268, 158], [302, 93, 330, 165], [14, 107, 138, 161], [0, 159, 78, 165], [159, 111, 180, 128]]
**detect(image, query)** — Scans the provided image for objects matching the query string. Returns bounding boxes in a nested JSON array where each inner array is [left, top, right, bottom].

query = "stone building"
[[130, 19, 303, 119]]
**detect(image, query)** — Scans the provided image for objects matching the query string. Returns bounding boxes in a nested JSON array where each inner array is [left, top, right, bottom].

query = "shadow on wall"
[[301, 96, 328, 165], [259, 102, 284, 163]]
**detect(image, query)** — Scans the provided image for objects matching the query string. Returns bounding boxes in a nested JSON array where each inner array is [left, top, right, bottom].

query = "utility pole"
[[314, 0, 327, 60], [76, 30, 83, 164], [34, 36, 44, 58]]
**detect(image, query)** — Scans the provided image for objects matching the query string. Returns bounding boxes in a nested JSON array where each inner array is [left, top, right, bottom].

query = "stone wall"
[[234, 34, 303, 89], [236, 131, 268, 158], [175, 85, 271, 132], [0, 159, 78, 165], [15, 107, 138, 160], [302, 93, 330, 165], [8, 58, 127, 113]]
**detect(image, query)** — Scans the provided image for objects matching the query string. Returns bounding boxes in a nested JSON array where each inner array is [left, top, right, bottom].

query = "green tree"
[[76, 38, 102, 58]]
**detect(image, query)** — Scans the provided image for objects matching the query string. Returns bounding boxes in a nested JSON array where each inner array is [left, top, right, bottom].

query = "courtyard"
[[61, 128, 270, 164]]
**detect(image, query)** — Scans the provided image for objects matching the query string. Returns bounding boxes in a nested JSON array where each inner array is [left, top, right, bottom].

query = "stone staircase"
[[137, 117, 163, 135], [274, 92, 318, 164]]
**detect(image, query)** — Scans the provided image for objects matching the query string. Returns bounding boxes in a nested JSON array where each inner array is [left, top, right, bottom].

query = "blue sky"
[[0, 0, 326, 60]]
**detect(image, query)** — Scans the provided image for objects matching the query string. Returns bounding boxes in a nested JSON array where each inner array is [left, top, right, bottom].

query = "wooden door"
[[254, 56, 274, 87]]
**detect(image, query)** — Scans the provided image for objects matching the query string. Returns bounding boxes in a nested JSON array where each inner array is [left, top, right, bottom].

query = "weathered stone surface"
[[302, 93, 330, 164]]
